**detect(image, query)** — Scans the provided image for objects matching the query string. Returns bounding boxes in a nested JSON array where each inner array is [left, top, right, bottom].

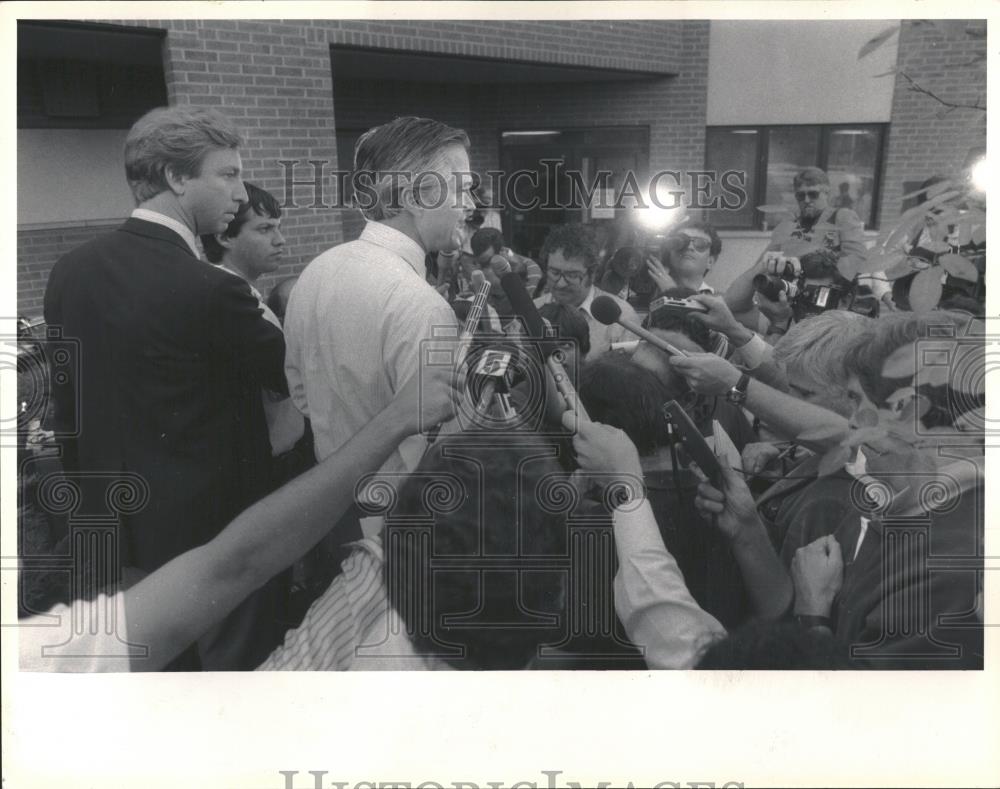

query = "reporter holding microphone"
[[532, 223, 641, 357]]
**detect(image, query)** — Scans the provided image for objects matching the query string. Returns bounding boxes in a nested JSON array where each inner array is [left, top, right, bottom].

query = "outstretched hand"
[[693, 460, 760, 544], [562, 412, 643, 482], [668, 352, 742, 396], [391, 363, 462, 436]]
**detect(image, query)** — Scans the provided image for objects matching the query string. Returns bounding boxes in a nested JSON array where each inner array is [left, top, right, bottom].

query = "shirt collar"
[[131, 208, 201, 259], [698, 281, 715, 294], [578, 285, 596, 315], [360, 221, 427, 279]]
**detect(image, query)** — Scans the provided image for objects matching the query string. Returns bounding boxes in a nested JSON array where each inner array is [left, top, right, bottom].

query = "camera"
[[753, 248, 880, 321], [752, 274, 799, 303]]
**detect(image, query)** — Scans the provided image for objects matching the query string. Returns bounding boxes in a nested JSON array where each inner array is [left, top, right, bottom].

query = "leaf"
[[796, 422, 848, 444], [899, 393, 932, 423], [854, 408, 880, 428], [883, 258, 921, 280], [971, 224, 986, 245], [884, 386, 916, 410], [900, 178, 955, 202], [907, 266, 945, 312], [817, 444, 853, 477], [836, 253, 867, 280], [881, 343, 918, 379], [858, 24, 900, 59], [938, 253, 979, 282], [842, 426, 888, 449], [854, 247, 905, 276], [880, 190, 964, 251]]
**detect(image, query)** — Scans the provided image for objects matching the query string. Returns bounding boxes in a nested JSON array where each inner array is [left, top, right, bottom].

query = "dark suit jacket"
[[44, 217, 288, 572]]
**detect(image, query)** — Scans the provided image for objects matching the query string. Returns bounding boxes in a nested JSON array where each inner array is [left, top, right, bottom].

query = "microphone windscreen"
[[590, 295, 622, 326], [489, 255, 512, 277], [471, 269, 486, 288]]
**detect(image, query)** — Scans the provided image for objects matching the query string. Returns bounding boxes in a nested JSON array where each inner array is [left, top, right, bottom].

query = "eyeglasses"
[[795, 189, 825, 201], [547, 266, 587, 284], [667, 234, 713, 254]]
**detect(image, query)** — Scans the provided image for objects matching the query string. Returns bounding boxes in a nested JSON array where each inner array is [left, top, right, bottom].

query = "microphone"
[[590, 295, 689, 358], [427, 270, 491, 445], [495, 257, 590, 422]]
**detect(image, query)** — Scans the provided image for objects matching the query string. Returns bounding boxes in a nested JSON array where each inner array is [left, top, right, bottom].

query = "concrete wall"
[[18, 129, 135, 225], [707, 20, 899, 125]]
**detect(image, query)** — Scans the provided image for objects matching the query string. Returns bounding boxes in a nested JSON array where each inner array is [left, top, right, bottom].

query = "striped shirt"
[[257, 536, 445, 671]]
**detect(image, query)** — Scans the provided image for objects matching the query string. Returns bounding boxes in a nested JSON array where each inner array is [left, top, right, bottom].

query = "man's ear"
[[213, 232, 234, 252], [164, 164, 188, 196], [397, 182, 421, 215]]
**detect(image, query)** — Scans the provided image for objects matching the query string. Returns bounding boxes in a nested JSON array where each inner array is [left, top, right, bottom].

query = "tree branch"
[[901, 72, 986, 113]]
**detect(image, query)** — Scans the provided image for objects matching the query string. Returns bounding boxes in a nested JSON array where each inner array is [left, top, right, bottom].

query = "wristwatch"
[[726, 373, 750, 406]]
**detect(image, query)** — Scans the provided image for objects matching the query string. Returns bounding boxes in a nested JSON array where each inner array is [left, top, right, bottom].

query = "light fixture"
[[501, 131, 562, 138]]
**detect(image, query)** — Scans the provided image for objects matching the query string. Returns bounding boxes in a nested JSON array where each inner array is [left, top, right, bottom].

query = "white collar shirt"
[[283, 221, 458, 475], [131, 208, 201, 259]]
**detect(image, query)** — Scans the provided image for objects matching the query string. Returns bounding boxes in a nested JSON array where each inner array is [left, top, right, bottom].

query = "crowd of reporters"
[[22, 106, 985, 673]]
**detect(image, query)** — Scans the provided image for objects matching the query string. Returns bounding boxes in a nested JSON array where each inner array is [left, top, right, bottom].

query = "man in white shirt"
[[284, 117, 474, 484], [533, 223, 639, 357]]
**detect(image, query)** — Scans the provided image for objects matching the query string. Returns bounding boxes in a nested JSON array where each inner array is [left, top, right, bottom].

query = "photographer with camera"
[[726, 167, 877, 337]]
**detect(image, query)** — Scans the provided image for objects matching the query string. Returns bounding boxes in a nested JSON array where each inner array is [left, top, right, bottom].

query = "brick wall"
[[879, 19, 987, 225], [18, 224, 119, 317], [17, 18, 697, 313]]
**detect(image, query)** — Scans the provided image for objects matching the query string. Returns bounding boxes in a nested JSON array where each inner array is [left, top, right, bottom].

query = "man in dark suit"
[[43, 106, 287, 670]]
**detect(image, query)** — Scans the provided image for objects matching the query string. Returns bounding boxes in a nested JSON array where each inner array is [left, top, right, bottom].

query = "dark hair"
[[579, 353, 671, 456], [646, 286, 713, 352], [538, 301, 591, 358], [540, 223, 599, 273], [470, 227, 505, 257], [384, 434, 567, 670], [266, 276, 298, 324], [201, 182, 282, 263], [696, 619, 850, 669]]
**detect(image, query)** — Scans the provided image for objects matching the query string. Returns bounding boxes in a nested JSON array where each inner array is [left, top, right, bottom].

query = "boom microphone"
[[590, 295, 689, 358], [494, 257, 590, 421]]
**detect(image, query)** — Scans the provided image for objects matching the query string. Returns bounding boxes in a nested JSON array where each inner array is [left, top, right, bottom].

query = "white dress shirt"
[[612, 498, 726, 668], [284, 221, 458, 474], [131, 208, 201, 258]]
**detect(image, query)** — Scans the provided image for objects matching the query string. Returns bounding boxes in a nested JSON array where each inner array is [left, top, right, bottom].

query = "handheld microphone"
[[495, 257, 589, 421], [590, 295, 689, 358], [427, 270, 491, 445]]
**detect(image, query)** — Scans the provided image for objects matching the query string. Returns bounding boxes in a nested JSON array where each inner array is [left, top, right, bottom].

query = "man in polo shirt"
[[533, 223, 639, 358], [284, 116, 472, 488]]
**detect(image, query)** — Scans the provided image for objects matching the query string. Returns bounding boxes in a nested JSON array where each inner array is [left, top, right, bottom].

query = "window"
[[18, 22, 167, 129], [705, 124, 887, 230], [499, 126, 649, 260]]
